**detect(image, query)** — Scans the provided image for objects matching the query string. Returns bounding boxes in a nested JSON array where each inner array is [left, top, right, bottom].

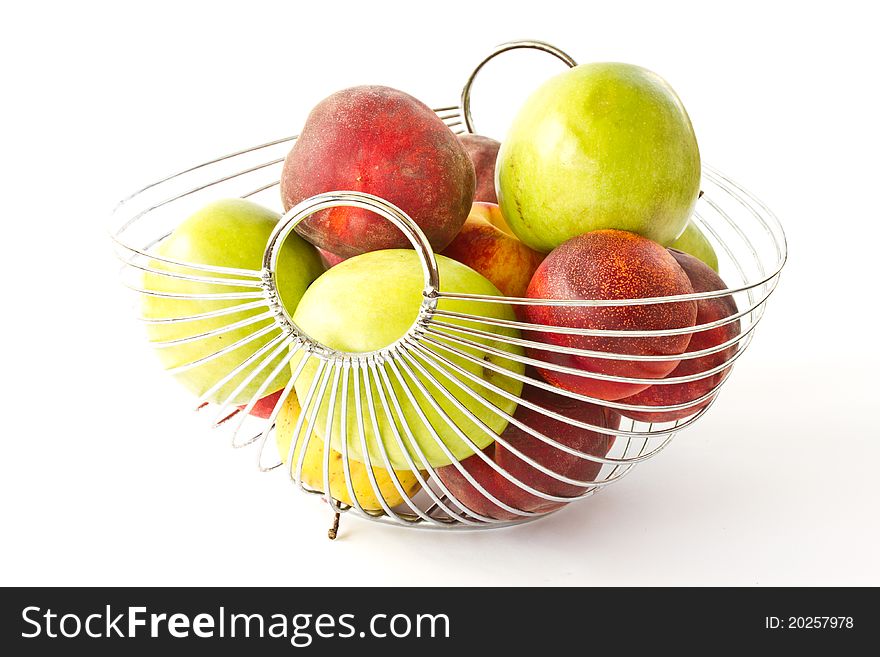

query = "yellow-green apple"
[[281, 85, 475, 257], [497, 63, 701, 252], [436, 378, 618, 519], [291, 250, 525, 470], [670, 220, 719, 272], [522, 229, 697, 401], [441, 203, 545, 298], [619, 249, 739, 422], [458, 134, 500, 203], [142, 199, 323, 405]]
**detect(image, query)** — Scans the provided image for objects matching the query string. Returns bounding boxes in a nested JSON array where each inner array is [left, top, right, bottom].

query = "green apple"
[[496, 62, 701, 252], [669, 219, 719, 272], [291, 250, 525, 470], [142, 198, 323, 405]]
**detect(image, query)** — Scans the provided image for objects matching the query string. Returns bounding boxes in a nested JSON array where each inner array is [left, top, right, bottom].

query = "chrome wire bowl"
[[110, 41, 787, 533]]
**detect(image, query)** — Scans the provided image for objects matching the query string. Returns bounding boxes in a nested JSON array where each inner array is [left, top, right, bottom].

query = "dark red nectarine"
[[619, 249, 740, 423], [458, 134, 500, 203], [434, 444, 516, 520], [495, 385, 617, 514], [281, 85, 475, 257], [435, 381, 618, 520], [523, 229, 698, 401]]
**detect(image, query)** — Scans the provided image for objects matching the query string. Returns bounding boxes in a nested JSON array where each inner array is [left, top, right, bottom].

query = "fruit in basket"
[[317, 248, 347, 269], [142, 199, 323, 405], [619, 249, 740, 422], [523, 229, 698, 401], [436, 381, 618, 519], [239, 389, 285, 419], [495, 386, 619, 510], [281, 85, 475, 258], [496, 63, 701, 252], [290, 250, 525, 470], [469, 199, 515, 236], [441, 203, 545, 298], [435, 447, 512, 519], [669, 220, 719, 272], [458, 134, 501, 203], [275, 392, 422, 510]]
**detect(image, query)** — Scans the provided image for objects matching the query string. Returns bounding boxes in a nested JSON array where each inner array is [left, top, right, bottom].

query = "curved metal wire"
[[460, 39, 578, 134]]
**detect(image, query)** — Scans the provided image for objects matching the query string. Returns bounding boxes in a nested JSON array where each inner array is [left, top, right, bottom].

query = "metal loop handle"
[[261, 191, 441, 357], [460, 39, 578, 134]]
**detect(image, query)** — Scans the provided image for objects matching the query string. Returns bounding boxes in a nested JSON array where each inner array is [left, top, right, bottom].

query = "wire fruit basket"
[[111, 41, 787, 536]]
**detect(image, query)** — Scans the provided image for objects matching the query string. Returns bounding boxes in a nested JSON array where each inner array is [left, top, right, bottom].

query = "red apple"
[[441, 203, 544, 298], [281, 85, 475, 257], [458, 134, 500, 203], [523, 229, 698, 401], [619, 249, 740, 422]]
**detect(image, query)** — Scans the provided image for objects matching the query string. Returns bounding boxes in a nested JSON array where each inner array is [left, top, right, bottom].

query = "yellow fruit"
[[275, 393, 422, 511]]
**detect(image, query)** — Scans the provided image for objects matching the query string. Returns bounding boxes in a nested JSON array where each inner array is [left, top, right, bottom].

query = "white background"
[[2, 0, 878, 586]]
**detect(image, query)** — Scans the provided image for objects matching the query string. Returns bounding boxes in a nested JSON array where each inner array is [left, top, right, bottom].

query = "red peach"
[[441, 203, 544, 298], [469, 199, 516, 236], [281, 86, 475, 257]]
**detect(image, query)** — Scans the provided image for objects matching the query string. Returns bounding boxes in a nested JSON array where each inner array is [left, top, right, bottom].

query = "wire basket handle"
[[460, 39, 578, 135], [261, 191, 441, 357]]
